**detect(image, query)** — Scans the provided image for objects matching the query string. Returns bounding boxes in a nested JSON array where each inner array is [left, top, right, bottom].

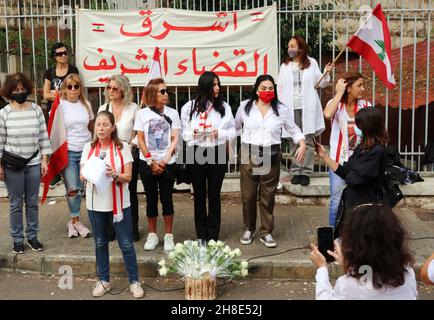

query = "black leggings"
[[139, 160, 176, 217]]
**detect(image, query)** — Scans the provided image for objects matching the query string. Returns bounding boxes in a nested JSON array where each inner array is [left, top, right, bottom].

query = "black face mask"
[[11, 91, 28, 104]]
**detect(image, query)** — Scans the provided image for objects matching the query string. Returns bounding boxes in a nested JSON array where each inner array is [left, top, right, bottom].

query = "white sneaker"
[[130, 282, 144, 298], [144, 233, 159, 251], [164, 233, 174, 252], [240, 230, 253, 245], [92, 280, 111, 297]]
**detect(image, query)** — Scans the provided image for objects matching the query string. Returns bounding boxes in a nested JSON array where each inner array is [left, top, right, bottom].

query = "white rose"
[[233, 248, 241, 257], [208, 239, 216, 246], [175, 243, 184, 253], [168, 251, 176, 259], [223, 246, 231, 254], [216, 240, 224, 247], [158, 259, 166, 267], [241, 268, 248, 277], [241, 261, 248, 269], [159, 266, 168, 276]]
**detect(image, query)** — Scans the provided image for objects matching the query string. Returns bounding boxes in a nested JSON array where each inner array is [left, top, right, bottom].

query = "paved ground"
[[1, 271, 433, 300], [0, 192, 433, 300]]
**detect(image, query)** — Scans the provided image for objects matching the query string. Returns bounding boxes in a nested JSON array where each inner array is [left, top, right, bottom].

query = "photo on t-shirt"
[[148, 117, 169, 152], [348, 120, 357, 150]]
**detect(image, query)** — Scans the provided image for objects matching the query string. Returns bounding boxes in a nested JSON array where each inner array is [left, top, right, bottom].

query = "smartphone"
[[317, 226, 335, 262]]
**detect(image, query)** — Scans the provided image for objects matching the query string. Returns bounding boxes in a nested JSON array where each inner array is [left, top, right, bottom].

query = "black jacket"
[[334, 143, 386, 237]]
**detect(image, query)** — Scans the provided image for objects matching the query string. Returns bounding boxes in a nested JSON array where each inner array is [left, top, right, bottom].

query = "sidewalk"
[[0, 192, 433, 280]]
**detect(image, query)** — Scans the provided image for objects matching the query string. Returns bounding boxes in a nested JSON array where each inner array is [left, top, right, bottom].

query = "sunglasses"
[[66, 84, 80, 90], [158, 89, 169, 95], [107, 86, 119, 92], [54, 51, 68, 57]]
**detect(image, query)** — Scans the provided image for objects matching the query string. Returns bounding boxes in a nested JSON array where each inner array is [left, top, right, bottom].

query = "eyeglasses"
[[107, 86, 119, 92], [66, 84, 80, 90], [158, 89, 169, 95], [54, 51, 68, 57]]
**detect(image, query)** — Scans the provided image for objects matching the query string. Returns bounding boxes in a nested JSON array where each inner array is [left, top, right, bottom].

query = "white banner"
[[76, 4, 278, 87]]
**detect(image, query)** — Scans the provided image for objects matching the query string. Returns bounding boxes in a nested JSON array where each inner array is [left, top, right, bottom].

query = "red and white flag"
[[347, 4, 396, 89], [141, 46, 163, 105], [41, 94, 68, 203]]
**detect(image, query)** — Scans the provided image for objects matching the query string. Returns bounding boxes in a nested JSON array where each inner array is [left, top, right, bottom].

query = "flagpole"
[[314, 5, 376, 89], [314, 46, 346, 89]]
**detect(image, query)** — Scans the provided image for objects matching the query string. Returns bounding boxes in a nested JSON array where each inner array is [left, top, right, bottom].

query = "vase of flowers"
[[158, 240, 249, 300]]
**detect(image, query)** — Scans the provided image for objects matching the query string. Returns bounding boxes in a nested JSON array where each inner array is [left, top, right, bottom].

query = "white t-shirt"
[[134, 106, 181, 163], [290, 62, 303, 110], [328, 99, 371, 164], [428, 260, 434, 283], [98, 102, 139, 143], [81, 141, 133, 212], [61, 99, 94, 152]]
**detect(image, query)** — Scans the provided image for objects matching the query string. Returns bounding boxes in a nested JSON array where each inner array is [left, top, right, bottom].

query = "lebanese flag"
[[141, 47, 162, 105], [347, 4, 396, 89], [41, 94, 68, 203]]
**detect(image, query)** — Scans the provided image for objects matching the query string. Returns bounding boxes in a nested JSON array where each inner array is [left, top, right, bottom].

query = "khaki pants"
[[240, 153, 281, 236]]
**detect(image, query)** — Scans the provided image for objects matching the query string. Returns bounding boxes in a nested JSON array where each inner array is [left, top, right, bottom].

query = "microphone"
[[99, 151, 106, 160]]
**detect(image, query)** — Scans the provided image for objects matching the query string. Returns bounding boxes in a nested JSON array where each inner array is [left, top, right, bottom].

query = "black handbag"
[[1, 149, 39, 172], [176, 141, 191, 185]]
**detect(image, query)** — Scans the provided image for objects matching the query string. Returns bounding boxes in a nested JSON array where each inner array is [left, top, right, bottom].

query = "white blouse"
[[181, 100, 236, 147], [235, 100, 304, 146], [98, 102, 139, 143], [315, 266, 418, 300]]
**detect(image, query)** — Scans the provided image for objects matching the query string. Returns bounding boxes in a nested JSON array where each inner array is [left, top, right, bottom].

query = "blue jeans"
[[62, 151, 83, 218], [329, 169, 346, 227], [4, 164, 41, 244], [88, 207, 139, 283]]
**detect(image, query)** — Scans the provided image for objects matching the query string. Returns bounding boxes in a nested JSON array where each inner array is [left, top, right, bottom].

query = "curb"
[[0, 253, 425, 281]]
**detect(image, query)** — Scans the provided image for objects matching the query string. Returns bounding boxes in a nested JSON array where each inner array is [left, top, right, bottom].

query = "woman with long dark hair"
[[315, 107, 389, 237], [180, 71, 236, 242], [235, 74, 306, 248], [323, 73, 372, 227], [310, 203, 417, 299], [80, 111, 143, 298], [277, 35, 333, 186]]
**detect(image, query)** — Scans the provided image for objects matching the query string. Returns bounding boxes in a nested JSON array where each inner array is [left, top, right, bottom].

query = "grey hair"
[[104, 74, 133, 107]]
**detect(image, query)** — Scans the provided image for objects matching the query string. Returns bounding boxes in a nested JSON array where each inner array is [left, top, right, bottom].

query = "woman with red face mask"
[[235, 74, 306, 248]]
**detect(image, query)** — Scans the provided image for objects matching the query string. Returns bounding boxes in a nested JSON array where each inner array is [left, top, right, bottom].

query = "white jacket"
[[277, 57, 330, 137]]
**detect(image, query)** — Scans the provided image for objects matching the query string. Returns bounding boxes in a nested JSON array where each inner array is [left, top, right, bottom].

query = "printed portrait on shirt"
[[347, 119, 358, 150], [148, 117, 169, 151]]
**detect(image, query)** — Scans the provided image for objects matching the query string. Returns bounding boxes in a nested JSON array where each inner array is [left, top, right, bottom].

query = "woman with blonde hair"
[[59, 74, 94, 238], [98, 74, 140, 241], [134, 78, 180, 252]]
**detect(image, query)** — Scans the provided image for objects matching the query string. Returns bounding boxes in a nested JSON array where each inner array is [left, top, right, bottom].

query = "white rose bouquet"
[[158, 240, 249, 279]]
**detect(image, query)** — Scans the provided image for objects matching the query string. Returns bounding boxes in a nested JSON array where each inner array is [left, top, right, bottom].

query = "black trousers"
[[188, 144, 227, 241], [129, 147, 140, 230], [139, 160, 176, 217]]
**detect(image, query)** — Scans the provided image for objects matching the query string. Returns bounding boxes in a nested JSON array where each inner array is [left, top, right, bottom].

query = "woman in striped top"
[[0, 73, 52, 254]]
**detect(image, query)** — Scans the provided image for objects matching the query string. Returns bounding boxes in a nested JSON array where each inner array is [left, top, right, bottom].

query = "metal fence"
[[1, 0, 433, 174]]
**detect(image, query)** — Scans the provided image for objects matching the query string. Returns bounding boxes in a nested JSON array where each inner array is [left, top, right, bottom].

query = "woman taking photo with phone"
[[323, 73, 371, 227], [310, 203, 417, 300], [180, 71, 236, 243], [315, 107, 388, 237], [134, 78, 180, 252], [277, 35, 333, 186], [235, 74, 306, 248], [59, 74, 93, 238], [80, 111, 143, 298], [0, 73, 51, 254], [98, 74, 140, 241]]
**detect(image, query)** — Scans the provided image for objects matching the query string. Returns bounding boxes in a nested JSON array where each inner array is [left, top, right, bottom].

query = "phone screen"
[[317, 227, 334, 262]]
